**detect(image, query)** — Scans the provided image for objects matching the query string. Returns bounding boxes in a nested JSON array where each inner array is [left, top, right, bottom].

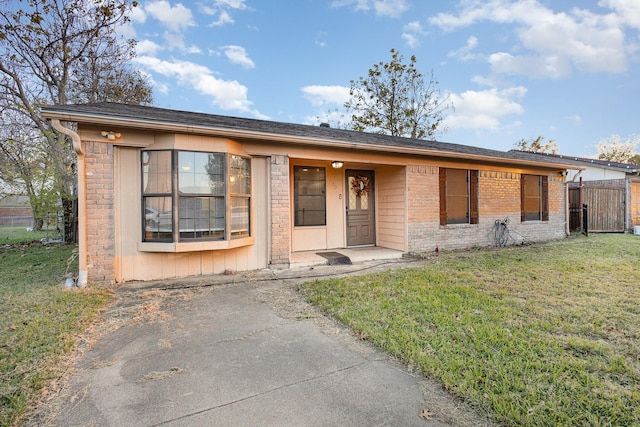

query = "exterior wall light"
[[101, 131, 121, 141], [331, 161, 344, 169]]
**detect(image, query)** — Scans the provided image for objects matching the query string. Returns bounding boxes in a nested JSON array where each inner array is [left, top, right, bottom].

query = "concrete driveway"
[[31, 260, 490, 426]]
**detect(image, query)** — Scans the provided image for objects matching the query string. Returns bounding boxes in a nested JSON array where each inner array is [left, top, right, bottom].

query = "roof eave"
[[41, 109, 578, 170]]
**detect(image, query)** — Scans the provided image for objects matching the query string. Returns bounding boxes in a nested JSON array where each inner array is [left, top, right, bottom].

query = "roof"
[[510, 150, 638, 174], [41, 102, 577, 170]]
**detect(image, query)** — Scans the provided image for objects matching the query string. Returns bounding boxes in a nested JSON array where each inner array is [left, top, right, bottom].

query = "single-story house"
[[511, 151, 640, 233], [41, 103, 577, 286]]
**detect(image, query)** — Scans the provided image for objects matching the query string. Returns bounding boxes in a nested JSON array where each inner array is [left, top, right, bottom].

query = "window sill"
[[137, 236, 254, 253], [440, 223, 477, 229]]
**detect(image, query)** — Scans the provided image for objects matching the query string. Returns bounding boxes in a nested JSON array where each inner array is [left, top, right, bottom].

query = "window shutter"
[[469, 170, 479, 224], [541, 175, 549, 221], [439, 168, 447, 226], [520, 174, 526, 222]]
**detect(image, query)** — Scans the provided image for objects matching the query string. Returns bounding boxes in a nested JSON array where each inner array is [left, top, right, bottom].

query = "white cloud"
[[567, 114, 582, 125], [210, 10, 234, 26], [136, 39, 162, 56], [448, 36, 479, 62], [204, 0, 250, 27], [301, 85, 350, 107], [213, 0, 249, 9], [443, 86, 527, 131], [222, 45, 255, 69], [374, 0, 409, 18], [144, 0, 194, 32], [134, 56, 265, 118], [429, 1, 630, 77], [402, 21, 426, 48], [599, 0, 640, 29], [331, 0, 370, 13], [488, 52, 572, 78], [331, 0, 408, 17]]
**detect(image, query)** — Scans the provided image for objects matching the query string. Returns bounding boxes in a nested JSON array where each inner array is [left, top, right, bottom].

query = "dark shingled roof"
[[41, 102, 574, 169], [509, 150, 639, 174]]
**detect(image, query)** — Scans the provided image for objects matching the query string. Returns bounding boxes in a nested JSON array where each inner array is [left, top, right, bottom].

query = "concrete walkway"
[[32, 259, 490, 427]]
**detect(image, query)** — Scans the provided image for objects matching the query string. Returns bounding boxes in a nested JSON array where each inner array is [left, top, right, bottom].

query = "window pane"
[[447, 169, 469, 224], [144, 196, 173, 241], [179, 151, 225, 195], [231, 197, 250, 238], [230, 155, 251, 194], [523, 175, 542, 221], [142, 151, 172, 195], [179, 196, 225, 240], [294, 166, 326, 226]]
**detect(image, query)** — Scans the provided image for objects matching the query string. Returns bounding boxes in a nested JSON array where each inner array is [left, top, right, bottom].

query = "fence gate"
[[583, 187, 625, 232], [568, 187, 581, 231]]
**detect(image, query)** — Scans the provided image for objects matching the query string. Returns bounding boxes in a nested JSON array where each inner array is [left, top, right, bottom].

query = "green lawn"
[[0, 234, 109, 426], [299, 234, 640, 426]]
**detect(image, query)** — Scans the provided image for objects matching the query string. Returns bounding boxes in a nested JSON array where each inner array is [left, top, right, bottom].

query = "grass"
[[299, 234, 640, 426], [0, 231, 110, 426]]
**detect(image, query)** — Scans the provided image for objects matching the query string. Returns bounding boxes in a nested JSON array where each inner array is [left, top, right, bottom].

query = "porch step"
[[316, 251, 352, 265]]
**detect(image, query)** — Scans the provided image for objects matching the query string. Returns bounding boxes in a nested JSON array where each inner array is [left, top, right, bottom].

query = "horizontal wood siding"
[[631, 182, 640, 228], [376, 166, 406, 251]]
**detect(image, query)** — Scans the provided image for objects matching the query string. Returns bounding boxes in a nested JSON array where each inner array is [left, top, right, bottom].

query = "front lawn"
[[299, 234, 640, 426], [0, 241, 109, 426]]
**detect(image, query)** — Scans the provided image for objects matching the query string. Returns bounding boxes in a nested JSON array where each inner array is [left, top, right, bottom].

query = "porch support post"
[[269, 155, 291, 268]]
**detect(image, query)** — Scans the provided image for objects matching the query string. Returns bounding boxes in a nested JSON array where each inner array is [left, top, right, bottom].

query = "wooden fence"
[[569, 185, 625, 233]]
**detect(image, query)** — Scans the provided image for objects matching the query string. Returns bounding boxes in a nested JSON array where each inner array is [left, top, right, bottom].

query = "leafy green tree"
[[0, 0, 152, 235], [627, 154, 640, 165], [344, 48, 452, 139], [514, 136, 559, 154], [596, 134, 638, 163]]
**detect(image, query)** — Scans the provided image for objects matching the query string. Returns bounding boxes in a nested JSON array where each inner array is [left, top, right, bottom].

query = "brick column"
[[83, 141, 115, 284], [270, 155, 291, 268]]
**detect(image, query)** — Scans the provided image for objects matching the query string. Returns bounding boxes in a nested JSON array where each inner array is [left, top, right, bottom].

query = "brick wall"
[[84, 141, 115, 284], [270, 155, 290, 267], [407, 167, 567, 253]]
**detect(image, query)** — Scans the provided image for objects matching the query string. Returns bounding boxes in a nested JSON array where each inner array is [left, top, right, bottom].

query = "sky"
[[120, 0, 640, 157]]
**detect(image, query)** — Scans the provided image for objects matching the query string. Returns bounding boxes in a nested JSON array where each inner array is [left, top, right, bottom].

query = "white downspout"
[[51, 119, 88, 287]]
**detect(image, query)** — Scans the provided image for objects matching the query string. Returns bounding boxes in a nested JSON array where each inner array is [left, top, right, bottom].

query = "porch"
[[289, 246, 405, 269]]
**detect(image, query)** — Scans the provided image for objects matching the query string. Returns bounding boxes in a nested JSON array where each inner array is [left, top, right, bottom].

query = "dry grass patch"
[[299, 234, 640, 426]]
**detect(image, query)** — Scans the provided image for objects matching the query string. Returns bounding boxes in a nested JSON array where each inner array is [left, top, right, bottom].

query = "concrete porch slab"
[[290, 246, 404, 269]]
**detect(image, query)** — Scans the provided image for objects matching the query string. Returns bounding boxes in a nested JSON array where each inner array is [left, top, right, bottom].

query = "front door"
[[346, 170, 375, 246]]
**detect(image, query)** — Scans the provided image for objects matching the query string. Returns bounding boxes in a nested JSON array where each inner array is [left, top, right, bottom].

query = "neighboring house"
[[512, 151, 640, 233], [0, 195, 33, 227], [41, 103, 575, 285]]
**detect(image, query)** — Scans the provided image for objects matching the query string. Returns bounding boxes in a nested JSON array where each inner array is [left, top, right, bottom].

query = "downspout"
[[50, 119, 88, 287]]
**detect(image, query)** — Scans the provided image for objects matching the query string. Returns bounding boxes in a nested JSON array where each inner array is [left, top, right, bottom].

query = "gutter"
[[41, 110, 580, 171], [50, 119, 88, 287]]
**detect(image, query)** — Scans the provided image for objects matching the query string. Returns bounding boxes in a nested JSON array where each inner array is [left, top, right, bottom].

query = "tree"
[[514, 136, 559, 154], [0, 0, 152, 235], [0, 114, 59, 230], [596, 134, 639, 163], [344, 48, 452, 139], [627, 154, 640, 166]]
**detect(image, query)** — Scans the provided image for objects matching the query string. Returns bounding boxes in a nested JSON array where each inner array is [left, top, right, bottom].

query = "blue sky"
[[121, 0, 640, 156]]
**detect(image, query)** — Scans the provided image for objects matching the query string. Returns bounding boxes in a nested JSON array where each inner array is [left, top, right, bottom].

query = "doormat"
[[316, 251, 352, 265]]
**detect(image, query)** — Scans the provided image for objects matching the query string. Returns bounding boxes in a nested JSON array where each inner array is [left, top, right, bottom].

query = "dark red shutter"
[[469, 170, 479, 224], [520, 174, 526, 222], [439, 168, 447, 226], [541, 175, 549, 221]]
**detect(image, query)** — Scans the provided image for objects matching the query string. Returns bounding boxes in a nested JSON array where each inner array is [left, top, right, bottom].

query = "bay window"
[[142, 150, 251, 242]]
